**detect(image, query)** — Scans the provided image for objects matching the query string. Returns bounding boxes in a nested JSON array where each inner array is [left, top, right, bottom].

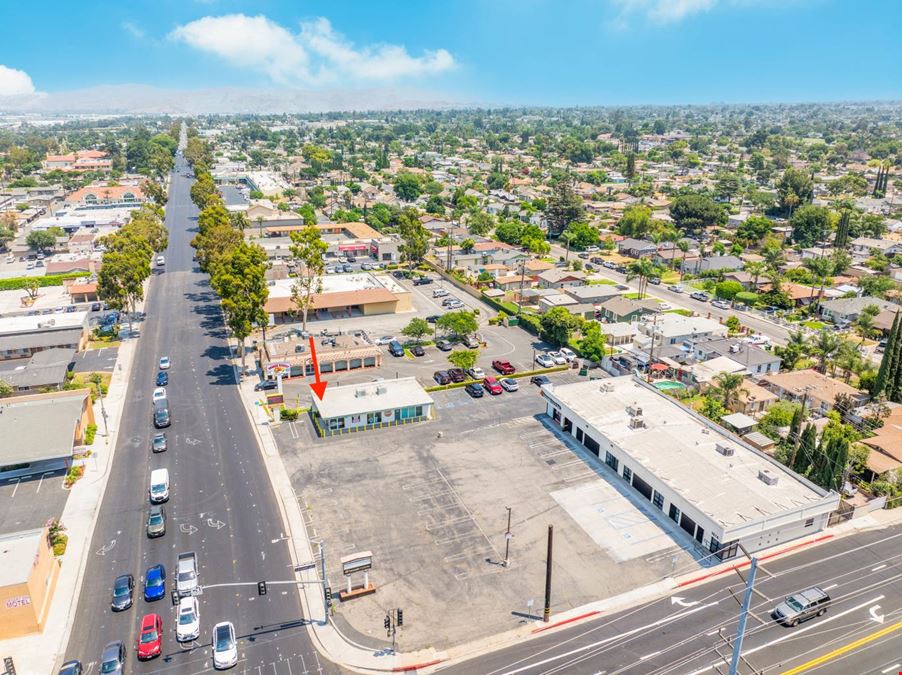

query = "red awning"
[[650, 363, 669, 371]]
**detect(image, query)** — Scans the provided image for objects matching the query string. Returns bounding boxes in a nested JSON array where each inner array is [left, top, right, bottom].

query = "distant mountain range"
[[0, 84, 466, 114]]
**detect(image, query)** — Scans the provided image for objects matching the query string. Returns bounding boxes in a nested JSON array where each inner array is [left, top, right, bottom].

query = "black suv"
[[412, 276, 433, 285], [447, 368, 466, 383]]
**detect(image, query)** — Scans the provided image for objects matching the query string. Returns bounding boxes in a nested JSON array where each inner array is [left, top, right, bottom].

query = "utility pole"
[[503, 506, 512, 567], [729, 557, 757, 675], [646, 313, 659, 382], [516, 258, 526, 316], [543, 525, 553, 622]]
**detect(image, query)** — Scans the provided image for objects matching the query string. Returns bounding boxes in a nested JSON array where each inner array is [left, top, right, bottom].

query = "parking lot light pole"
[[503, 506, 512, 567]]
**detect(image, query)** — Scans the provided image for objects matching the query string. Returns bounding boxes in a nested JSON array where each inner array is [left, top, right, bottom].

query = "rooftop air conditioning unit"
[[715, 443, 735, 457], [626, 404, 643, 417], [355, 388, 367, 398], [376, 385, 388, 395], [629, 416, 646, 429], [730, 343, 741, 354], [758, 469, 779, 486]]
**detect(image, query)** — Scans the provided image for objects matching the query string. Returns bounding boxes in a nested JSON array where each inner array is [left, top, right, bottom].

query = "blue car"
[[155, 371, 169, 387], [143, 564, 166, 602]]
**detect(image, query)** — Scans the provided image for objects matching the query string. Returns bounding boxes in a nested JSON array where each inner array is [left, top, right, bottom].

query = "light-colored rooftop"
[[0, 311, 88, 336], [312, 377, 434, 419], [0, 529, 46, 587], [268, 272, 406, 299], [546, 377, 831, 530], [0, 390, 87, 465]]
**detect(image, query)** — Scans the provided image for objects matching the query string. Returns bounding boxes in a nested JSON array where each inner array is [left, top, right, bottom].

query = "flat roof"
[[545, 377, 830, 530], [0, 311, 88, 336], [0, 528, 45, 587], [312, 377, 433, 419], [0, 390, 86, 465]]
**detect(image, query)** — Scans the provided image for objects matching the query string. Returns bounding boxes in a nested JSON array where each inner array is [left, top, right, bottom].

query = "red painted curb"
[[531, 610, 601, 634], [392, 659, 445, 672], [677, 534, 834, 588]]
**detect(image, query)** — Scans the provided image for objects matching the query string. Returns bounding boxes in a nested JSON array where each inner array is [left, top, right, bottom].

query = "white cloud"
[[611, 0, 721, 23], [170, 14, 454, 86], [0, 65, 36, 97], [122, 21, 146, 40]]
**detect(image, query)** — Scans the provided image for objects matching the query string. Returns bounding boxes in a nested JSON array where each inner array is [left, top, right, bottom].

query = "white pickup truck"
[[176, 551, 198, 597]]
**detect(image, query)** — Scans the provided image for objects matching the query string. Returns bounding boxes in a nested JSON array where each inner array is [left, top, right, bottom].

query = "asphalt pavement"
[[62, 139, 339, 674], [439, 524, 902, 675]]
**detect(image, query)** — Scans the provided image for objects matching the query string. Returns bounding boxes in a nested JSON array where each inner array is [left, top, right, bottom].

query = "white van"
[[149, 468, 170, 503]]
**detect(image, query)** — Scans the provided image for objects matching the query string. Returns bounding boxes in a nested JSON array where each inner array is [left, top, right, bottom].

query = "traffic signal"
[[383, 615, 390, 631], [324, 586, 332, 605], [257, 581, 267, 596], [397, 608, 404, 627]]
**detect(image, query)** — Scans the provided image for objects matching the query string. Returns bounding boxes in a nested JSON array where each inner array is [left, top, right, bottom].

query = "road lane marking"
[[500, 602, 719, 675], [871, 563, 887, 571], [822, 583, 838, 591], [688, 595, 886, 675], [881, 663, 901, 674], [780, 618, 902, 675], [640, 651, 661, 660]]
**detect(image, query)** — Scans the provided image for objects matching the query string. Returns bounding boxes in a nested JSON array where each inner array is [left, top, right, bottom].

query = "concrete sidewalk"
[[0, 316, 143, 674]]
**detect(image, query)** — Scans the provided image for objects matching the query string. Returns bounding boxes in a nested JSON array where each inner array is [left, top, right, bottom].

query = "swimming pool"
[[652, 380, 686, 391]]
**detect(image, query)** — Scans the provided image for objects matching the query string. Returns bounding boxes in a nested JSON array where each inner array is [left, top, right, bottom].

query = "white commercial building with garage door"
[[541, 376, 840, 561]]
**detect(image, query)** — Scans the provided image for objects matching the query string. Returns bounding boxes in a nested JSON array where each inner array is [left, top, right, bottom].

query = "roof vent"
[[629, 416, 646, 430], [715, 443, 735, 457], [376, 385, 387, 395], [758, 469, 779, 486], [626, 404, 643, 417], [355, 388, 367, 398]]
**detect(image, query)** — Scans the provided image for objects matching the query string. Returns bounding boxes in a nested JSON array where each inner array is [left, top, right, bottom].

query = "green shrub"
[[84, 423, 98, 445], [280, 407, 300, 421], [0, 272, 85, 292]]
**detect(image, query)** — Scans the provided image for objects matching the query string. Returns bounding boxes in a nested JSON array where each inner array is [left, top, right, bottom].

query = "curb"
[[391, 659, 446, 672], [530, 610, 601, 634]]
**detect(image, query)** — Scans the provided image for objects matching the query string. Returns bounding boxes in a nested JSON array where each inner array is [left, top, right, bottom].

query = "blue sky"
[[1, 0, 900, 105]]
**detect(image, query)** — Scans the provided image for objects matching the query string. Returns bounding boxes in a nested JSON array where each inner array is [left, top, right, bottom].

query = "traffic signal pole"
[[543, 525, 553, 622]]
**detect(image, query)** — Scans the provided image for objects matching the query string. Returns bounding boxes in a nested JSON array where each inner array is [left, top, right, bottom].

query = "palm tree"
[[744, 260, 766, 290], [803, 256, 833, 309], [854, 304, 880, 346], [812, 329, 843, 374], [677, 240, 690, 280], [627, 259, 659, 300], [710, 372, 749, 411], [762, 244, 785, 272], [835, 341, 863, 383]]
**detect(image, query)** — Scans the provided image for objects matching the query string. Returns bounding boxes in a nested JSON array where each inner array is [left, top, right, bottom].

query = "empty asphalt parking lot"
[[276, 371, 701, 650]]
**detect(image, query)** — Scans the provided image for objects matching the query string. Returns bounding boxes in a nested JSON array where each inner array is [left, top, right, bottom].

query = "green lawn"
[[665, 308, 695, 317], [587, 278, 616, 285], [803, 320, 827, 330]]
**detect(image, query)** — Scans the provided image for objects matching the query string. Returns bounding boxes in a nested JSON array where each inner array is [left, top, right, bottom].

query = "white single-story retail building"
[[311, 377, 434, 437], [541, 376, 840, 560]]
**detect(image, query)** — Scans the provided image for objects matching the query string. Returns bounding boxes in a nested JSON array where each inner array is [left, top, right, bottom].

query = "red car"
[[482, 376, 503, 395], [137, 613, 162, 660], [492, 360, 516, 375]]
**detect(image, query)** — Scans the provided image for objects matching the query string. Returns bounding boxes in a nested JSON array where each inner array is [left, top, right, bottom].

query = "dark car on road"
[[530, 375, 551, 387], [155, 371, 168, 387], [447, 368, 466, 383], [151, 433, 167, 453], [388, 340, 405, 357], [143, 564, 166, 602], [411, 344, 425, 357], [425, 314, 441, 323], [434, 370, 451, 385], [412, 276, 433, 285], [111, 573, 134, 611], [254, 379, 278, 391], [465, 382, 485, 398], [153, 399, 170, 428], [58, 660, 82, 675]]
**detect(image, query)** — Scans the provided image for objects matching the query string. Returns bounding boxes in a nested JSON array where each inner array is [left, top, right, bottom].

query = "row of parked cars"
[[534, 348, 577, 368]]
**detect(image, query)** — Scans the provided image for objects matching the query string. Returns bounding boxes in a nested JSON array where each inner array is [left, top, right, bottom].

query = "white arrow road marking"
[[870, 604, 885, 624], [671, 596, 700, 607], [206, 518, 225, 530], [95, 539, 116, 556], [180, 523, 198, 535], [687, 594, 886, 675], [500, 602, 720, 675], [185, 437, 201, 446]]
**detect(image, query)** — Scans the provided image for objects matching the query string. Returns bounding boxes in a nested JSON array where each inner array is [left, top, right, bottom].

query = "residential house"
[[734, 379, 779, 416], [0, 312, 89, 361], [849, 237, 900, 258], [0, 347, 75, 395], [65, 185, 146, 209], [679, 355, 748, 391], [689, 337, 782, 377], [690, 255, 744, 274], [599, 321, 637, 346], [639, 314, 727, 347], [42, 149, 111, 172], [538, 294, 577, 313], [654, 248, 700, 271], [597, 297, 659, 323], [759, 369, 869, 417], [819, 297, 900, 324], [617, 238, 657, 258], [563, 285, 622, 305], [858, 406, 902, 478], [536, 268, 587, 289]]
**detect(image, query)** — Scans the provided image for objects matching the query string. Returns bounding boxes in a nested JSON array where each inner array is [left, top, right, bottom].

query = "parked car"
[[159, 356, 171, 370], [772, 587, 831, 627], [447, 368, 466, 383], [426, 314, 441, 323], [146, 505, 166, 538], [463, 334, 480, 349], [58, 660, 82, 675], [152, 387, 167, 403], [447, 301, 465, 310], [547, 351, 567, 365], [615, 284, 630, 291], [155, 256, 165, 267], [136, 613, 163, 660], [342, 264, 353, 273], [433, 370, 451, 385], [151, 433, 167, 453], [375, 335, 396, 345], [500, 377, 519, 392], [648, 277, 661, 285], [668, 284, 683, 293], [111, 573, 135, 611], [535, 353, 555, 368], [465, 382, 485, 398], [531, 375, 551, 387], [411, 344, 425, 357], [603, 260, 617, 269], [690, 291, 710, 302], [176, 596, 201, 642], [482, 376, 503, 395], [436, 339, 453, 351], [492, 360, 516, 375], [99, 641, 126, 675], [212, 621, 239, 670], [143, 564, 166, 601], [413, 276, 433, 285], [467, 366, 486, 380], [441, 297, 458, 306], [155, 371, 168, 387], [388, 340, 404, 357], [711, 299, 731, 310], [559, 347, 577, 362], [432, 288, 449, 298], [254, 379, 278, 391]]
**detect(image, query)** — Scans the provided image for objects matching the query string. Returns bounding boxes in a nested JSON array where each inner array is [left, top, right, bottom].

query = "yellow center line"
[[781, 618, 902, 675]]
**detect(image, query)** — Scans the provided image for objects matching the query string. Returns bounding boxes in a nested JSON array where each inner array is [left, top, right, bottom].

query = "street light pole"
[[503, 506, 512, 567]]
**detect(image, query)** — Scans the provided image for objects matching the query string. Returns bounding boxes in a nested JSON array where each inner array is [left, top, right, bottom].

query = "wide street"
[[441, 524, 902, 675], [62, 136, 337, 674]]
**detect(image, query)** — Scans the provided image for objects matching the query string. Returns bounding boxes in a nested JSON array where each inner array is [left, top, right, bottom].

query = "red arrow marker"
[[308, 336, 328, 400]]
